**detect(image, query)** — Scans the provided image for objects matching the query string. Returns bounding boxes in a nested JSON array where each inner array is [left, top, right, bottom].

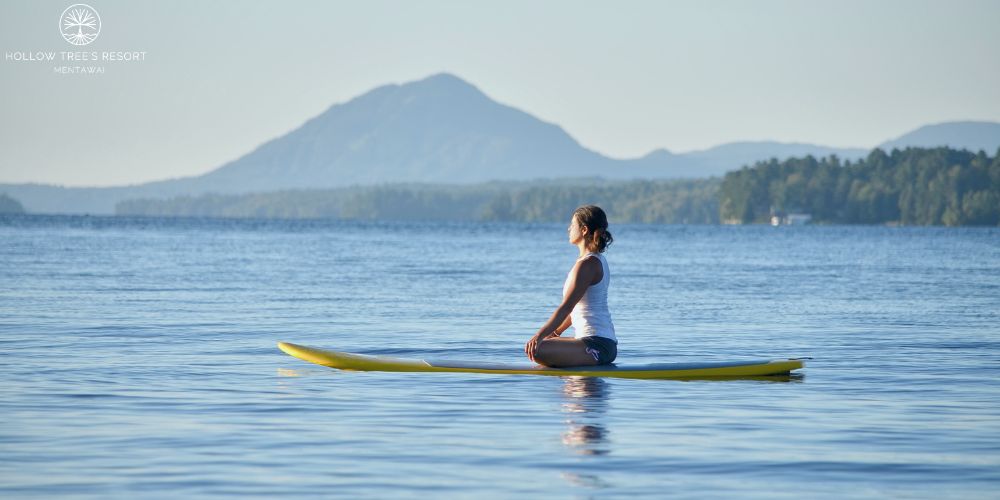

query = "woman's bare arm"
[[525, 257, 601, 360], [551, 315, 572, 337]]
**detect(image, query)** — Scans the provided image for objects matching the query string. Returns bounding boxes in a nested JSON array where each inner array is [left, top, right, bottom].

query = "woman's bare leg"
[[533, 337, 599, 367]]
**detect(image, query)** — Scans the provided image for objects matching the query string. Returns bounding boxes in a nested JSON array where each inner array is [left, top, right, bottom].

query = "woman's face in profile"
[[567, 215, 585, 245]]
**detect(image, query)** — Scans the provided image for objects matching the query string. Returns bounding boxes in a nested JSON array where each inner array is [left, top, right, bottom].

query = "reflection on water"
[[560, 377, 610, 455], [560, 470, 612, 490], [559, 376, 613, 490], [276, 368, 304, 377]]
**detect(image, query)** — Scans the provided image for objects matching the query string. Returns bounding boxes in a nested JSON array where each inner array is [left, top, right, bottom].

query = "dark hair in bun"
[[573, 205, 613, 253]]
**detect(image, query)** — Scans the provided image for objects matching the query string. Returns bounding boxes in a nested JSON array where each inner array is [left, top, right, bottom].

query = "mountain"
[[154, 73, 866, 189], [158, 73, 619, 192], [0, 193, 25, 214], [2, 73, 666, 213], [2, 73, 998, 214], [878, 121, 1000, 153]]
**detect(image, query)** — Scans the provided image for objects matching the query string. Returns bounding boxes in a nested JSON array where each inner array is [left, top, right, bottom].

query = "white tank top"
[[563, 252, 616, 342]]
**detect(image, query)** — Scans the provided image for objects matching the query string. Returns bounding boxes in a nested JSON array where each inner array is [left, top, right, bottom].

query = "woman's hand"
[[525, 334, 547, 362]]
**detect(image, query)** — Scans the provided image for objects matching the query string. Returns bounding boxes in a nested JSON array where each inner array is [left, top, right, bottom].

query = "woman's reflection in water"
[[560, 376, 610, 456]]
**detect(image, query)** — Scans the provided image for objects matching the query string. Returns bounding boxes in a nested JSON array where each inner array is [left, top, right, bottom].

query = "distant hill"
[[0, 193, 25, 214], [2, 73, 998, 214], [879, 121, 1000, 153]]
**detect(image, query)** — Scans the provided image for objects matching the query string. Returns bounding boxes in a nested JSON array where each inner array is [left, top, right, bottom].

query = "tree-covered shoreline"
[[115, 179, 722, 224], [719, 147, 999, 226], [115, 147, 999, 226]]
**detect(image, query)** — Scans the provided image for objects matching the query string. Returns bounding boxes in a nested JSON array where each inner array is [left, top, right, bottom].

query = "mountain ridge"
[[3, 73, 998, 214]]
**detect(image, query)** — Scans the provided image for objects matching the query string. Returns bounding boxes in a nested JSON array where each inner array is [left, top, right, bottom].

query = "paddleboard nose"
[[277, 342, 299, 355]]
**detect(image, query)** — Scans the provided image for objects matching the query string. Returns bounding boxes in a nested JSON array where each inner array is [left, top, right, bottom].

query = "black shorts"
[[581, 336, 618, 365]]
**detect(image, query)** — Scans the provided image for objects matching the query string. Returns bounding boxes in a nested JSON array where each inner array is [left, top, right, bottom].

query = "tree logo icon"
[[60, 4, 101, 46]]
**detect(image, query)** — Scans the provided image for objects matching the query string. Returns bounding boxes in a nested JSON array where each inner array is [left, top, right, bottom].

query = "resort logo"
[[60, 4, 101, 46], [4, 3, 147, 76]]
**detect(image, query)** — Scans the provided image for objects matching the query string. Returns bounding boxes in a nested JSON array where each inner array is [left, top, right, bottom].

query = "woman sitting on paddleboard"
[[526, 205, 617, 367]]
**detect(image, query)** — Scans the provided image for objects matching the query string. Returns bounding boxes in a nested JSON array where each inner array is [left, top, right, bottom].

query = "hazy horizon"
[[2, 0, 999, 187]]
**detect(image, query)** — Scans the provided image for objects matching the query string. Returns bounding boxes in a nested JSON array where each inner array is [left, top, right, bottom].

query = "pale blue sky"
[[2, 0, 998, 186]]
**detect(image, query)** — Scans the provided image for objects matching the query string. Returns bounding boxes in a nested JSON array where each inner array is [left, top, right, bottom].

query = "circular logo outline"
[[60, 4, 101, 46]]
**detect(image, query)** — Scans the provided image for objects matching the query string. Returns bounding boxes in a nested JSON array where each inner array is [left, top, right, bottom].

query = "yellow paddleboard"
[[278, 342, 805, 380]]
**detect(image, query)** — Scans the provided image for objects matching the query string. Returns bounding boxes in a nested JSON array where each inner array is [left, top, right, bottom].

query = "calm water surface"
[[1, 215, 999, 498]]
